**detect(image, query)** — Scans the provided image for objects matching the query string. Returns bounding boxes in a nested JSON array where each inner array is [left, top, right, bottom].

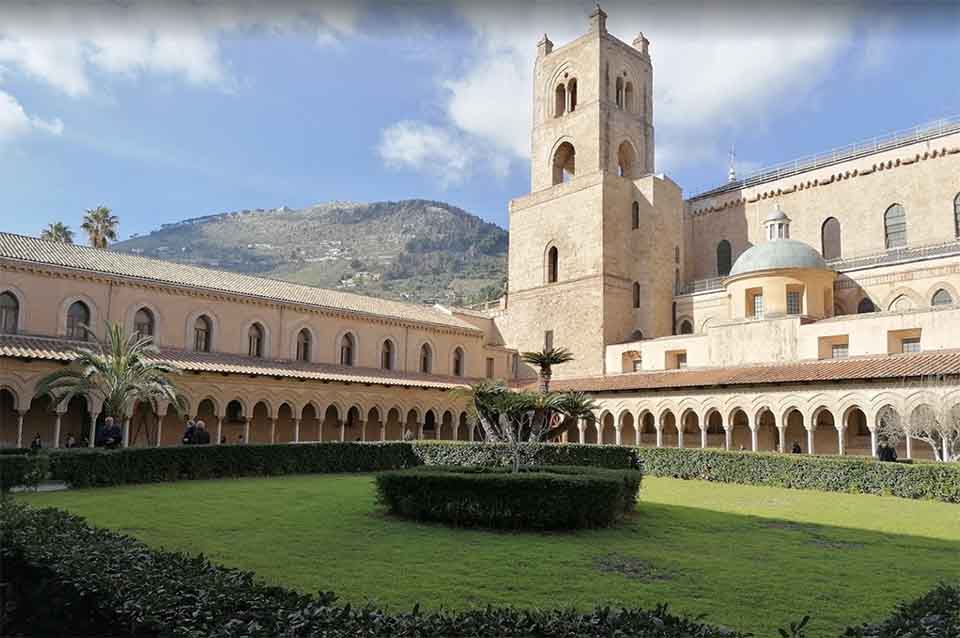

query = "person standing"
[[182, 419, 197, 445], [194, 420, 211, 445], [30, 433, 42, 450], [103, 417, 122, 449]]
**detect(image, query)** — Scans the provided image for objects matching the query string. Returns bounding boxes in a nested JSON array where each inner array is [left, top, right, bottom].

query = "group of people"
[[182, 419, 212, 445]]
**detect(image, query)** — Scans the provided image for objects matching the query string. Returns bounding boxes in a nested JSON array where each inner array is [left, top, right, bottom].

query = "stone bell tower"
[[497, 6, 683, 378]]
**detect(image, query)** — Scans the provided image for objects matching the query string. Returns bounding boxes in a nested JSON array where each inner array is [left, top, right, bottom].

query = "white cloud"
[[0, 90, 63, 142], [378, 121, 476, 187], [383, 2, 866, 184]]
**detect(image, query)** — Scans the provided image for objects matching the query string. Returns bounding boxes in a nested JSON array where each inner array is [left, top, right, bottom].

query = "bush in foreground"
[[637, 447, 960, 503], [0, 501, 745, 638], [844, 582, 960, 637], [375, 465, 642, 529], [0, 453, 48, 492]]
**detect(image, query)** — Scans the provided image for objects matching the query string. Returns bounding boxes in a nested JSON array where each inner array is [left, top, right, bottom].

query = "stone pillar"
[[339, 420, 346, 442], [724, 427, 732, 451], [358, 420, 366, 442], [243, 418, 250, 444], [417, 422, 424, 439], [806, 427, 815, 455], [452, 423, 458, 441], [293, 419, 300, 443], [16, 411, 26, 448], [212, 415, 220, 446], [750, 427, 758, 452], [678, 426, 685, 449], [269, 418, 277, 444], [701, 427, 708, 449], [905, 432, 912, 459], [89, 410, 100, 448], [615, 426, 622, 446], [869, 428, 878, 457], [52, 412, 63, 449], [379, 422, 386, 442], [655, 425, 663, 448], [469, 424, 476, 441], [122, 416, 131, 448], [836, 426, 846, 456], [777, 425, 787, 453], [577, 419, 586, 443]]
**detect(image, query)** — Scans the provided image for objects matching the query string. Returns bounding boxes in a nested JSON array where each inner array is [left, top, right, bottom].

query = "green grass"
[[19, 475, 960, 637]]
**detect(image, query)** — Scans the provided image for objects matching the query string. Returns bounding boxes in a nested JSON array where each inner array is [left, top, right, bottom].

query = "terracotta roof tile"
[[0, 334, 470, 390], [0, 232, 479, 332], [545, 350, 960, 393]]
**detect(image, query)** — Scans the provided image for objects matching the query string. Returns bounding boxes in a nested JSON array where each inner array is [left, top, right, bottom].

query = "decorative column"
[[212, 415, 221, 446], [615, 426, 622, 446], [243, 417, 250, 444], [417, 421, 424, 440], [122, 416, 131, 448], [869, 428, 878, 457], [452, 424, 458, 441], [677, 426, 684, 449], [806, 427, 815, 455], [724, 426, 733, 451], [16, 410, 26, 448], [379, 422, 386, 442], [750, 427, 758, 452], [269, 418, 277, 444], [358, 420, 366, 442], [88, 409, 100, 448], [701, 426, 708, 449], [836, 425, 846, 456], [339, 420, 346, 442], [777, 425, 787, 453], [655, 424, 663, 448], [156, 409, 167, 447], [52, 411, 63, 448], [293, 418, 301, 443], [905, 432, 912, 459], [577, 418, 586, 444]]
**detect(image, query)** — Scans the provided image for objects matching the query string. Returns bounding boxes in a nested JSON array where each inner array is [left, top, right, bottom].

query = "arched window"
[[617, 141, 636, 178], [932, 288, 953, 306], [821, 217, 842, 260], [857, 297, 876, 314], [547, 246, 559, 283], [194, 315, 212, 352], [452, 347, 465, 377], [567, 78, 577, 112], [716, 240, 732, 276], [884, 204, 906, 249], [247, 323, 264, 358], [66, 301, 90, 340], [954, 193, 960, 238], [381, 339, 394, 370], [134, 308, 154, 339], [554, 83, 566, 117], [0, 292, 19, 334], [340, 333, 355, 366], [552, 142, 575, 185], [296, 329, 311, 362], [679, 320, 693, 335], [631, 201, 639, 229], [419, 343, 432, 374], [615, 76, 623, 108], [632, 282, 640, 309], [624, 81, 634, 111]]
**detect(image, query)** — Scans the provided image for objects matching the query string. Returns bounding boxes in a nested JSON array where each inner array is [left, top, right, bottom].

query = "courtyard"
[[20, 473, 960, 637]]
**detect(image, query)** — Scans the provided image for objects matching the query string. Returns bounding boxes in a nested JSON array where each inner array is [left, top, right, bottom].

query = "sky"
[[0, 1, 958, 240]]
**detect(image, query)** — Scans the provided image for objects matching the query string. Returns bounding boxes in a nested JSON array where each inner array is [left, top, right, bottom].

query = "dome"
[[728, 239, 829, 277], [765, 207, 790, 223]]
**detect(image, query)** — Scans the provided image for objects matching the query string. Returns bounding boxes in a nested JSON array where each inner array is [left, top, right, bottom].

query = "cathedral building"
[[2, 7, 959, 459]]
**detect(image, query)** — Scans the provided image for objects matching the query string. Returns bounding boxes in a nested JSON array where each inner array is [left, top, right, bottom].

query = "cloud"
[[0, 90, 63, 142], [382, 2, 867, 184], [378, 121, 477, 187]]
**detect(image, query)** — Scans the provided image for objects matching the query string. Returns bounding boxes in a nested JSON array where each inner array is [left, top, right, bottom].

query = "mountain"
[[112, 200, 508, 306]]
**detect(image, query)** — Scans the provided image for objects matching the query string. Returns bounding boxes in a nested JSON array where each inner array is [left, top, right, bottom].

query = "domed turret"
[[728, 206, 828, 277]]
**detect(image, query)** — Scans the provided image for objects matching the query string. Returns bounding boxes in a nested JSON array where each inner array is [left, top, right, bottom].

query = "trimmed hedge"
[[376, 465, 642, 529], [0, 501, 746, 638], [0, 453, 48, 492], [412, 440, 640, 470], [637, 447, 960, 503], [844, 582, 960, 637]]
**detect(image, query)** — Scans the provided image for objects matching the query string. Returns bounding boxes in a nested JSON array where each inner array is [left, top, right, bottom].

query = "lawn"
[[20, 474, 960, 637]]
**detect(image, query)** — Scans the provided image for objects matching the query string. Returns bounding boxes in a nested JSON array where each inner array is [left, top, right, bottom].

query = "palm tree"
[[34, 322, 185, 447], [40, 222, 75, 244], [81, 205, 119, 249], [521, 346, 574, 393]]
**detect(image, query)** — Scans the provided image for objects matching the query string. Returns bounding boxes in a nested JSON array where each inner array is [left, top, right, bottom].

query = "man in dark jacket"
[[182, 419, 197, 445], [103, 417, 122, 449], [193, 421, 211, 445]]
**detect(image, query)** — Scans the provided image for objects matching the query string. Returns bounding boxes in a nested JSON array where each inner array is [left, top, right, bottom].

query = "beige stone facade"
[[2, 8, 960, 461]]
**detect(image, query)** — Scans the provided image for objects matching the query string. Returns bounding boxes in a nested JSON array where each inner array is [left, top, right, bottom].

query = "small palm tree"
[[34, 322, 185, 446], [81, 205, 119, 249], [521, 346, 574, 393], [40, 222, 74, 244]]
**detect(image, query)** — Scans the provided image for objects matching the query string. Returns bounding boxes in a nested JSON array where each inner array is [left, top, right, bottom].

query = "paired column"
[[750, 427, 758, 452], [122, 416, 131, 448], [677, 427, 684, 449], [836, 425, 846, 456], [806, 427, 815, 455], [700, 426, 708, 449], [269, 418, 277, 444], [655, 425, 663, 448], [52, 412, 63, 448], [905, 432, 912, 459], [379, 422, 386, 441], [15, 411, 26, 448], [724, 427, 732, 451], [614, 426, 622, 446], [577, 419, 586, 444], [339, 420, 346, 442], [212, 415, 221, 446], [293, 418, 301, 443], [243, 417, 250, 444], [869, 428, 878, 457], [777, 425, 787, 453]]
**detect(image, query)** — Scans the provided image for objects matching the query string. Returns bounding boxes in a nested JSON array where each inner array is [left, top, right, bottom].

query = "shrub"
[[412, 440, 640, 470], [0, 501, 747, 638], [637, 447, 960, 503], [0, 453, 48, 492], [844, 582, 960, 637], [376, 465, 642, 529]]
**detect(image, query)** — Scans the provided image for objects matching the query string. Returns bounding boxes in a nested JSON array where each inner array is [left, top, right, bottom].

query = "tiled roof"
[[0, 334, 470, 390], [546, 349, 960, 393], [0, 233, 479, 332]]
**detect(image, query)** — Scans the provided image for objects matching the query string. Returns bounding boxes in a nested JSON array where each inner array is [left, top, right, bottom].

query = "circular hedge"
[[375, 465, 642, 530]]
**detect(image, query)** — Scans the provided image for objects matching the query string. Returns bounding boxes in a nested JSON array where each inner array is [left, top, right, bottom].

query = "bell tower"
[[497, 6, 683, 378]]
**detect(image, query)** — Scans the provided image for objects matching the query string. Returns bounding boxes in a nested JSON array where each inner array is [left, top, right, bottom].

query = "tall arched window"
[[821, 217, 842, 260], [632, 282, 640, 309], [716, 240, 732, 276], [547, 246, 559, 283], [624, 81, 634, 111], [567, 78, 577, 112], [296, 329, 311, 362], [247, 323, 264, 358], [631, 201, 639, 229], [954, 193, 960, 238], [340, 333, 355, 366], [932, 289, 953, 306], [419, 343, 433, 374], [0, 292, 19, 334], [381, 339, 394, 370], [134, 307, 154, 339], [452, 347, 465, 377], [554, 83, 566, 117], [617, 141, 635, 178], [66, 301, 90, 340], [857, 297, 876, 314], [884, 204, 907, 249], [615, 76, 623, 108], [552, 142, 575, 185], [679, 320, 693, 334], [194, 315, 212, 352]]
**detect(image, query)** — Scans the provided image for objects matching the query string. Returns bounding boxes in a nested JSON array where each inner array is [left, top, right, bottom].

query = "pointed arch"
[[716, 239, 732, 276], [551, 141, 576, 185], [821, 217, 841, 259], [884, 203, 906, 249]]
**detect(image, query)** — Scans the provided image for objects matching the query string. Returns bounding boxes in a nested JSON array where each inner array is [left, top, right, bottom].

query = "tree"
[[34, 322, 186, 447], [456, 380, 598, 472], [874, 375, 960, 462], [521, 347, 575, 393], [81, 205, 119, 249], [40, 222, 74, 244]]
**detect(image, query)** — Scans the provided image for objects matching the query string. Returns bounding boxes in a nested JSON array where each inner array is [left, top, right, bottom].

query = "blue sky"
[[0, 1, 957, 240]]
